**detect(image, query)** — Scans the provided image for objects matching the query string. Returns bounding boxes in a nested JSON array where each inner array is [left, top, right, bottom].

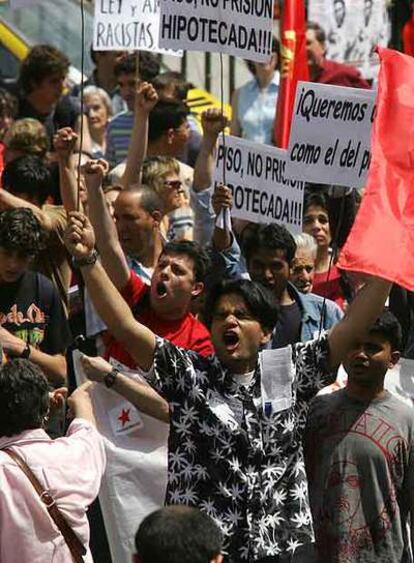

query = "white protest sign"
[[286, 82, 376, 188], [158, 0, 273, 62], [94, 0, 181, 55], [214, 136, 305, 234]]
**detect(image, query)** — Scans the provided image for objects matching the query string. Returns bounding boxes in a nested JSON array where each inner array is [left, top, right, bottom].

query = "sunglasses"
[[163, 180, 182, 191]]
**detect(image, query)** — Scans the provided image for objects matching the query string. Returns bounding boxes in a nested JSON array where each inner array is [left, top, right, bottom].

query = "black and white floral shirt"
[[146, 333, 333, 562]]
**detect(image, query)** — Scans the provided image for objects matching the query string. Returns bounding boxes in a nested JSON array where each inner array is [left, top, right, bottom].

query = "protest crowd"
[[1, 1, 414, 562]]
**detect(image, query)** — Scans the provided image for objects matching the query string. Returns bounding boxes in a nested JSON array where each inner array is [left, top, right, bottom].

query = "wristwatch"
[[71, 249, 98, 269], [104, 368, 119, 388], [20, 342, 31, 359]]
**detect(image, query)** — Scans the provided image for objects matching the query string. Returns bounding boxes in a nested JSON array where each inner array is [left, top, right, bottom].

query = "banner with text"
[[286, 82, 376, 188], [158, 0, 273, 62], [214, 136, 304, 233], [94, 0, 181, 55]]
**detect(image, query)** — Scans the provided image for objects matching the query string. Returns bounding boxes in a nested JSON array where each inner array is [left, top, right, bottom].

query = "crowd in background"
[[0, 18, 413, 563]]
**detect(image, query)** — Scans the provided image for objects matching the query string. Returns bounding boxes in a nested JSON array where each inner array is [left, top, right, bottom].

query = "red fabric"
[[402, 17, 414, 57], [315, 59, 370, 89], [338, 47, 414, 290], [312, 265, 346, 310], [106, 270, 214, 368], [273, 0, 309, 148]]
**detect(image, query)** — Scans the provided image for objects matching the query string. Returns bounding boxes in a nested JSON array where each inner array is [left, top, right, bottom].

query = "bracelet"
[[71, 249, 98, 269], [104, 368, 119, 388], [20, 342, 31, 360]]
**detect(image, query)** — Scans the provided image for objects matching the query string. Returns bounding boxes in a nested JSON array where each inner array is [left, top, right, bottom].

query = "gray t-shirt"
[[305, 389, 414, 563]]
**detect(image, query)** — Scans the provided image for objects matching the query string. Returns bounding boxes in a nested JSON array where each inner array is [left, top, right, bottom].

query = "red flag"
[[338, 48, 414, 290], [273, 0, 309, 148]]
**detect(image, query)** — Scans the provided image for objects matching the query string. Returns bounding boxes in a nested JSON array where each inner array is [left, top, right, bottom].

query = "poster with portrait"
[[308, 0, 390, 80]]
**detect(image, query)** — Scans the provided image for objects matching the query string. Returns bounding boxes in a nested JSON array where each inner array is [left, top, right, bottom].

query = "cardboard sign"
[[94, 0, 181, 55], [213, 136, 305, 234], [286, 82, 376, 188], [158, 0, 273, 62]]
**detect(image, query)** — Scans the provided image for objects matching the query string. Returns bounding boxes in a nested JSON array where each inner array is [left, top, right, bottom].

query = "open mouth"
[[156, 281, 168, 298], [223, 330, 240, 351]]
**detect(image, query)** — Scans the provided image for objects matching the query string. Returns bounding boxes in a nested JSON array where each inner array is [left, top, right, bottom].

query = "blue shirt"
[[237, 71, 280, 145], [105, 110, 134, 167], [216, 237, 343, 344]]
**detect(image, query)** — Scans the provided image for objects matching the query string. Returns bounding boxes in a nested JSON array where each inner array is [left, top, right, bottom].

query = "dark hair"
[[148, 99, 188, 143], [2, 155, 52, 206], [161, 240, 211, 284], [0, 208, 46, 256], [19, 44, 69, 94], [0, 360, 49, 437], [152, 72, 193, 101], [303, 191, 329, 215], [114, 52, 160, 82], [307, 21, 326, 45], [369, 310, 403, 352], [246, 36, 281, 74], [0, 88, 18, 119], [204, 278, 279, 333], [135, 506, 222, 563], [242, 223, 297, 266], [121, 184, 166, 216]]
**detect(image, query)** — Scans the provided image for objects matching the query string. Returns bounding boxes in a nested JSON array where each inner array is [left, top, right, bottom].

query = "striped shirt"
[[105, 110, 134, 167]]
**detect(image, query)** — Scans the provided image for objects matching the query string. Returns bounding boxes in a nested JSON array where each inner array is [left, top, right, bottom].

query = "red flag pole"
[[274, 0, 309, 148]]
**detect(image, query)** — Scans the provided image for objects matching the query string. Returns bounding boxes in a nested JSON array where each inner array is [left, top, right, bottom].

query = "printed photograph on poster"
[[94, 0, 182, 55], [286, 82, 376, 188], [158, 0, 273, 62], [308, 0, 390, 80], [213, 136, 305, 234]]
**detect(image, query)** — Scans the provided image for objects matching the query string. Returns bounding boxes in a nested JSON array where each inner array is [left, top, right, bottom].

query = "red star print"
[[118, 408, 131, 427]]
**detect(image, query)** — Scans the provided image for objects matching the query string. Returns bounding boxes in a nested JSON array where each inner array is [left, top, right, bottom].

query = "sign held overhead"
[[286, 82, 376, 188], [158, 0, 273, 62], [94, 0, 181, 55], [213, 136, 305, 234]]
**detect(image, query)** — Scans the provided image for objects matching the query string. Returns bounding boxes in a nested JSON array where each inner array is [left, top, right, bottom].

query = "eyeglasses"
[[163, 180, 182, 191]]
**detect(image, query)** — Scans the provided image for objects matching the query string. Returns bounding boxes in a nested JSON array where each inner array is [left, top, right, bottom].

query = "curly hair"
[[0, 208, 46, 256], [2, 155, 52, 206], [19, 44, 69, 93], [161, 240, 211, 284], [0, 360, 49, 437], [3, 118, 48, 159]]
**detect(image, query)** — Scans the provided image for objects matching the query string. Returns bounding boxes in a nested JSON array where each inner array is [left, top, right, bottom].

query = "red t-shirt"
[[312, 264, 346, 310], [105, 270, 214, 368], [316, 59, 370, 89]]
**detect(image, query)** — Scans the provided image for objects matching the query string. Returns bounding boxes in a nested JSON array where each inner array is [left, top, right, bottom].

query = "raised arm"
[[64, 212, 156, 371], [84, 160, 130, 290], [53, 127, 83, 213], [328, 276, 392, 368], [211, 183, 233, 251], [121, 82, 158, 189], [0, 189, 56, 232], [193, 109, 227, 193], [230, 88, 242, 137]]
